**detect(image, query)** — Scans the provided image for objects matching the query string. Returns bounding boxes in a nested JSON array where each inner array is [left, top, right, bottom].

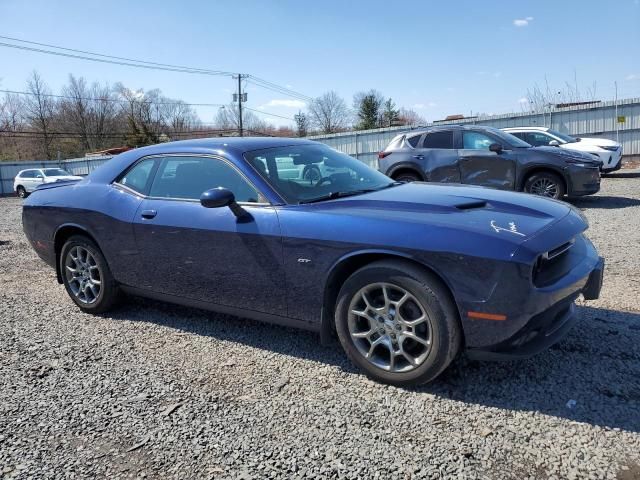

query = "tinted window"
[[119, 158, 156, 194], [20, 170, 34, 178], [423, 131, 454, 149], [43, 168, 70, 177], [407, 135, 422, 148], [509, 132, 526, 141], [149, 156, 261, 203], [462, 131, 495, 150]]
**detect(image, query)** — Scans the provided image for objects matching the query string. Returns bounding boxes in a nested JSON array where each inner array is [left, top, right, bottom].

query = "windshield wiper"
[[299, 182, 402, 204]]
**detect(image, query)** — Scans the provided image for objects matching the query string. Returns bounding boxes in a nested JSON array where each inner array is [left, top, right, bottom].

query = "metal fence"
[[308, 97, 640, 169], [0, 156, 112, 195]]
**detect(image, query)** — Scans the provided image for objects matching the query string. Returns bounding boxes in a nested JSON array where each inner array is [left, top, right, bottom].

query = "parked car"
[[503, 127, 623, 172], [13, 168, 82, 198], [379, 125, 601, 199], [22, 137, 603, 386]]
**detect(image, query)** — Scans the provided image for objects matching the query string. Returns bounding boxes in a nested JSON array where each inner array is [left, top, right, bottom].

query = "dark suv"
[[378, 125, 601, 199]]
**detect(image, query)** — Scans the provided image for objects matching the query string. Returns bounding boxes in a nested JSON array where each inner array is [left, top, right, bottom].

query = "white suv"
[[13, 168, 82, 198], [503, 127, 622, 172]]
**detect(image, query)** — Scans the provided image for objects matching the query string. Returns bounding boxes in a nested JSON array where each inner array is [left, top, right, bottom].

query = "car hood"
[[573, 137, 620, 148], [310, 182, 573, 248], [44, 175, 83, 182], [531, 145, 599, 161]]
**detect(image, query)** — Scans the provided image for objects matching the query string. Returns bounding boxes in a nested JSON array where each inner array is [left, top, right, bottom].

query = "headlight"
[[600, 145, 619, 152]]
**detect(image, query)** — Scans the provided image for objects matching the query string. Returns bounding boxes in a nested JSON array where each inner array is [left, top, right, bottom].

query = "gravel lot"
[[1, 173, 640, 479]]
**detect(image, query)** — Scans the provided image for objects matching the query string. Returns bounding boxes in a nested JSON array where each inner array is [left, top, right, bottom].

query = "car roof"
[[132, 136, 318, 156]]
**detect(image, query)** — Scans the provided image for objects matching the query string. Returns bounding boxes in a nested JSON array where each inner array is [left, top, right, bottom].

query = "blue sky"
[[1, 0, 639, 127]]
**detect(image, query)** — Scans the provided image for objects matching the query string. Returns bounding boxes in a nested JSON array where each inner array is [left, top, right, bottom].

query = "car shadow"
[[602, 170, 640, 179], [569, 195, 640, 209], [108, 298, 640, 433]]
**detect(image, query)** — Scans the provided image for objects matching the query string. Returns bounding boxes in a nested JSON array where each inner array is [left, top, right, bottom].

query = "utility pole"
[[614, 81, 619, 142], [233, 74, 247, 137]]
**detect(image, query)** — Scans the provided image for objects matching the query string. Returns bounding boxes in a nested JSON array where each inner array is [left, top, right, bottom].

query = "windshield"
[[547, 129, 578, 143], [42, 168, 70, 177], [244, 144, 395, 204], [484, 127, 532, 148]]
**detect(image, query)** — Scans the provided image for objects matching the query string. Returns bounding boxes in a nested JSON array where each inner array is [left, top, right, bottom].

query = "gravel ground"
[[1, 173, 640, 479]]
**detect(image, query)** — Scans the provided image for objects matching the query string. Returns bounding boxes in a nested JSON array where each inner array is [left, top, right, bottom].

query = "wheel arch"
[[320, 249, 461, 345], [519, 165, 568, 193], [53, 224, 103, 284], [386, 162, 425, 181]]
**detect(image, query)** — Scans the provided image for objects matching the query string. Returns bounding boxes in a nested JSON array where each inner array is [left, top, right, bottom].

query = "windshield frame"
[[243, 143, 395, 205], [546, 129, 578, 144]]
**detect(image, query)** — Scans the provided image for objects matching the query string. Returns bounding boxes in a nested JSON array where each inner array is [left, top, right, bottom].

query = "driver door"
[[132, 155, 287, 316], [458, 131, 516, 190]]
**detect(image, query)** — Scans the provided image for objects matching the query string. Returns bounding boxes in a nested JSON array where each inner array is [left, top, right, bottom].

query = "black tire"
[[393, 172, 421, 183], [16, 186, 28, 198], [60, 235, 119, 313], [335, 260, 461, 386], [523, 171, 566, 199]]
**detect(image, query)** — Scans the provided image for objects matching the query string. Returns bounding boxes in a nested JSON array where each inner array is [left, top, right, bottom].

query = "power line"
[[245, 107, 295, 121], [0, 35, 314, 101]]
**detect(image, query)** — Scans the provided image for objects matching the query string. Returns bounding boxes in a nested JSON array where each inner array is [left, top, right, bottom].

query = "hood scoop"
[[455, 200, 488, 211]]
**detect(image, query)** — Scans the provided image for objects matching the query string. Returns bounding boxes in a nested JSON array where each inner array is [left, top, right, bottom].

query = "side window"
[[527, 132, 553, 146], [119, 158, 156, 194], [149, 156, 261, 203], [407, 135, 422, 148], [20, 171, 33, 178], [462, 131, 495, 150], [423, 131, 454, 149], [510, 132, 526, 141], [34, 170, 44, 178]]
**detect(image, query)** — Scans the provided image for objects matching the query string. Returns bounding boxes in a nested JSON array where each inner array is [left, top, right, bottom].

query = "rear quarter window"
[[407, 135, 422, 148]]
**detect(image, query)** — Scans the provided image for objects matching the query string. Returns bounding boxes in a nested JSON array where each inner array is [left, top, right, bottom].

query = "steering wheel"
[[315, 176, 333, 187]]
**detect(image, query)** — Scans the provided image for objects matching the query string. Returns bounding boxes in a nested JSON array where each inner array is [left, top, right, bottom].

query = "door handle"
[[412, 155, 425, 160], [141, 209, 157, 219]]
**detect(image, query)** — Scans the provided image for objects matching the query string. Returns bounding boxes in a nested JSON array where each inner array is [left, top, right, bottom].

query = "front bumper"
[[566, 165, 600, 196], [466, 255, 604, 361]]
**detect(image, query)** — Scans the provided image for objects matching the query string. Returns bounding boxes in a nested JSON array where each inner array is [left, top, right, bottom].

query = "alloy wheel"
[[347, 282, 432, 373], [64, 246, 102, 304], [529, 178, 559, 198]]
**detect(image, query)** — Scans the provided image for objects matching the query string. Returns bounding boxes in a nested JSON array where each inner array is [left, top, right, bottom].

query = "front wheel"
[[393, 172, 421, 183], [16, 186, 27, 198], [523, 172, 565, 199], [335, 260, 461, 386], [60, 235, 119, 313]]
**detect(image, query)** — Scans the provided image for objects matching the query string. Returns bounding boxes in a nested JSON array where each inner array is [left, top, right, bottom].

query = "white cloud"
[[518, 97, 529, 104], [626, 73, 640, 80], [513, 16, 534, 27], [261, 99, 306, 108]]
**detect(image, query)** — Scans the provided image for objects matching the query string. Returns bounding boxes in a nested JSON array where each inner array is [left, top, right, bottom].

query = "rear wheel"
[[335, 260, 461, 386], [16, 186, 27, 198], [393, 171, 421, 183], [60, 235, 119, 313], [524, 172, 565, 199]]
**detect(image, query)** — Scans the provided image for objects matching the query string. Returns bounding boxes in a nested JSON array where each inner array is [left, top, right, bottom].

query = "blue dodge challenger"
[[22, 137, 604, 385]]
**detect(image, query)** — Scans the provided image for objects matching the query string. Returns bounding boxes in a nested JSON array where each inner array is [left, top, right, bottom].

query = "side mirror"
[[489, 143, 503, 153], [200, 187, 235, 208], [200, 187, 248, 218], [548, 140, 560, 147]]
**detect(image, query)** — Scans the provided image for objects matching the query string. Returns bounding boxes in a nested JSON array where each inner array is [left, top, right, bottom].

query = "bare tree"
[[214, 103, 267, 135], [0, 92, 27, 160], [396, 108, 426, 126], [308, 91, 350, 134], [23, 71, 56, 159], [294, 111, 308, 137]]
